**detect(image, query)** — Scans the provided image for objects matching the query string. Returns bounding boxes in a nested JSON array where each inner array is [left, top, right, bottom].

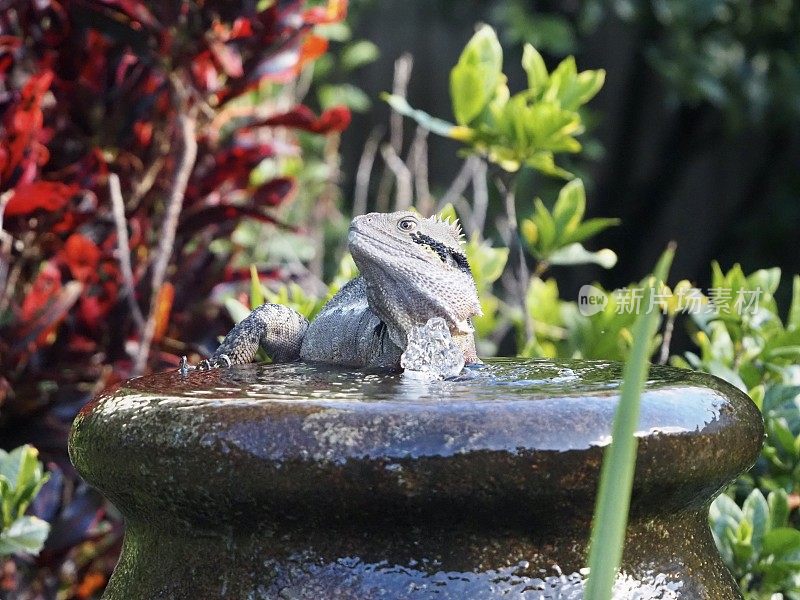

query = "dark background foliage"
[[341, 0, 800, 308]]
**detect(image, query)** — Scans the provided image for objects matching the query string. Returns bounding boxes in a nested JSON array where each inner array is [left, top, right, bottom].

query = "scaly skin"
[[197, 211, 482, 370]]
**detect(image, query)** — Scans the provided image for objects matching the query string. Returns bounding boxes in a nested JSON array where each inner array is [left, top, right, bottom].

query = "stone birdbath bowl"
[[69, 359, 763, 599]]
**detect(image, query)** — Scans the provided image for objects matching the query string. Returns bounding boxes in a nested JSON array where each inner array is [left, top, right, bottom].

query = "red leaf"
[[21, 262, 62, 323], [16, 280, 82, 353], [313, 106, 351, 133], [93, 0, 159, 28], [191, 50, 221, 92], [5, 181, 79, 216], [20, 70, 54, 108], [177, 204, 284, 235], [190, 144, 274, 199], [132, 120, 152, 146], [2, 70, 53, 183], [251, 177, 295, 206], [230, 18, 253, 39], [259, 105, 351, 134], [61, 234, 101, 283]]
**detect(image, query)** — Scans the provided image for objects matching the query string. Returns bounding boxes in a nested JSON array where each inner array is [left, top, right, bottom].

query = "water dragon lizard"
[[192, 211, 482, 371]]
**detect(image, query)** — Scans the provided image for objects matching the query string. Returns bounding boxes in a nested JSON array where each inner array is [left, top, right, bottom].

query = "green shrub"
[[0, 445, 50, 557]]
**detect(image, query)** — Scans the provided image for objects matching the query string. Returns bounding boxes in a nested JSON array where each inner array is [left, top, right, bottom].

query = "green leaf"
[[712, 493, 744, 523], [531, 198, 557, 255], [340, 40, 379, 71], [525, 151, 573, 179], [585, 246, 674, 599], [382, 93, 472, 140], [521, 44, 548, 97], [746, 267, 781, 296], [318, 84, 371, 112], [762, 527, 800, 557], [563, 217, 621, 246], [224, 297, 252, 325], [789, 275, 800, 332], [568, 69, 606, 110], [552, 178, 585, 237], [768, 489, 790, 530], [0, 516, 50, 557], [249, 265, 265, 308], [546, 243, 617, 269], [742, 489, 770, 553], [465, 233, 508, 292], [0, 447, 26, 490], [449, 24, 503, 126]]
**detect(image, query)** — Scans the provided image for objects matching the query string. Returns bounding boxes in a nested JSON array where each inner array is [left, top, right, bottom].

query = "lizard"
[[192, 210, 482, 371]]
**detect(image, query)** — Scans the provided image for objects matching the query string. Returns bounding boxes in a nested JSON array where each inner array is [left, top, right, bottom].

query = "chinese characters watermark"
[[577, 285, 763, 317]]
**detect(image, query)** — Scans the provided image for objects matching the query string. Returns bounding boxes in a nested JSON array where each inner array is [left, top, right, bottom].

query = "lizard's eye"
[[397, 218, 418, 233]]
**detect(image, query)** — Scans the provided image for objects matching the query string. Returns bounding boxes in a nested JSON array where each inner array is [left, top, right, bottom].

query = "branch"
[[390, 53, 413, 154], [658, 313, 676, 365], [407, 126, 432, 215], [471, 158, 489, 234], [375, 54, 413, 212], [380, 143, 413, 211], [128, 157, 165, 210], [494, 171, 533, 344], [353, 127, 383, 216], [108, 173, 145, 329], [437, 156, 478, 211], [133, 107, 198, 375]]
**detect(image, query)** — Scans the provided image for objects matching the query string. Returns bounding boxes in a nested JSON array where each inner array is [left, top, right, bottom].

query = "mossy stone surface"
[[69, 359, 763, 598]]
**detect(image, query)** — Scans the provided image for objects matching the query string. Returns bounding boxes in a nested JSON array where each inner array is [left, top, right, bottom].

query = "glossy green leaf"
[[547, 243, 617, 269], [552, 178, 585, 235], [449, 25, 503, 125], [382, 93, 472, 140], [0, 516, 50, 556], [762, 527, 800, 557], [249, 265, 265, 308], [743, 488, 770, 553], [788, 275, 800, 332], [318, 84, 371, 112], [585, 246, 674, 600], [768, 489, 790, 530], [563, 217, 621, 245], [521, 44, 548, 97], [340, 40, 379, 71]]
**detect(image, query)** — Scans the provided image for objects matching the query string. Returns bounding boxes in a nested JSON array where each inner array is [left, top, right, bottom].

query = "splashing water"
[[400, 317, 465, 379]]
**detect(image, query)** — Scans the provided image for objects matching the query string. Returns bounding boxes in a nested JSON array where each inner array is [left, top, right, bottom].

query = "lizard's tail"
[[209, 303, 310, 367]]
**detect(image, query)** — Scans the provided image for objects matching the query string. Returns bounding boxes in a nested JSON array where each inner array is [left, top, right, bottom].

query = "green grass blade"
[[584, 244, 675, 599], [249, 264, 265, 309]]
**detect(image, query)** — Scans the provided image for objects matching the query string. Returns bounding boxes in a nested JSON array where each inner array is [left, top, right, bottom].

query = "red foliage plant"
[[0, 0, 349, 596]]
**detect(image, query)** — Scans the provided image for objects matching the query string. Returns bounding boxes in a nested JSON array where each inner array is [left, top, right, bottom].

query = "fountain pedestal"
[[69, 360, 763, 599]]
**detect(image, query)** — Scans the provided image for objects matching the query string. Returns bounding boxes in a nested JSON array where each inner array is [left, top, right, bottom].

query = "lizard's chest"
[[299, 279, 402, 368]]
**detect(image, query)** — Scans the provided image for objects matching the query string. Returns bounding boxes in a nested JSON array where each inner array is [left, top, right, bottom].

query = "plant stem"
[[108, 173, 145, 329], [658, 313, 676, 365], [133, 99, 198, 376], [494, 170, 533, 344]]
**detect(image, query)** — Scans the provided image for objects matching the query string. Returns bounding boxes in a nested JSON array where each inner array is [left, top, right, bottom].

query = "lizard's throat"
[[361, 268, 479, 352]]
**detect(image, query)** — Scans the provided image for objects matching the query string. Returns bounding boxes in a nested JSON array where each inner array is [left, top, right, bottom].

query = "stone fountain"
[[69, 359, 763, 598]]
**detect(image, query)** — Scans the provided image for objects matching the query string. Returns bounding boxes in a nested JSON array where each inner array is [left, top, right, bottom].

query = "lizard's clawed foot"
[[179, 354, 232, 376]]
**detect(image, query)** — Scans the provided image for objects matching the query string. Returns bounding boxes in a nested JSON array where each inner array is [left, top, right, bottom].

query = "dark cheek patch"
[[410, 232, 472, 275]]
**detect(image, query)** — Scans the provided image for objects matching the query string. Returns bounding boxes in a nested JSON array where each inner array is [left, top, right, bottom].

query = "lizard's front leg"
[[197, 304, 309, 370]]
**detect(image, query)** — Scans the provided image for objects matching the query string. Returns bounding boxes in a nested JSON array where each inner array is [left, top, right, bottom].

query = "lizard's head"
[[348, 211, 482, 348]]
